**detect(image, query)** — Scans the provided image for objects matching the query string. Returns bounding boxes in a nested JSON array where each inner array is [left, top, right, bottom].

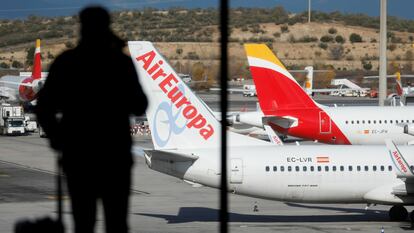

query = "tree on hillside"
[[26, 47, 35, 66], [271, 6, 288, 25], [349, 33, 363, 43], [12, 60, 23, 69], [0, 62, 9, 69], [328, 27, 337, 34], [335, 35, 345, 43]]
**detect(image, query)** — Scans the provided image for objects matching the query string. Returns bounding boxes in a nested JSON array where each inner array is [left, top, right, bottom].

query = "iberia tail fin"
[[244, 44, 317, 114], [128, 41, 270, 150], [304, 66, 313, 96], [32, 39, 42, 80], [395, 71, 403, 96]]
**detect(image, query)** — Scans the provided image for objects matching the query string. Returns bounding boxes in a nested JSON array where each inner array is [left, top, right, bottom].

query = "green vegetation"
[[320, 35, 334, 43], [328, 27, 337, 34], [2, 6, 414, 47], [0, 62, 9, 69], [349, 33, 363, 43], [335, 35, 345, 43], [12, 60, 23, 68]]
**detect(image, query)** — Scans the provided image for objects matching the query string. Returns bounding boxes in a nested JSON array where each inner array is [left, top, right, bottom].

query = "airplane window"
[[310, 166, 314, 171], [379, 120, 382, 124], [390, 120, 393, 123], [273, 166, 277, 172], [396, 120, 398, 123], [281, 166, 285, 172], [265, 166, 270, 172], [356, 120, 359, 124], [407, 120, 410, 123], [388, 165, 392, 171], [303, 166, 307, 172], [325, 166, 329, 171], [288, 166, 292, 172], [317, 166, 321, 172], [348, 166, 353, 171], [295, 166, 300, 172], [357, 166, 361, 171], [340, 166, 344, 171], [410, 165, 414, 173], [373, 166, 377, 171], [368, 120, 371, 124], [373, 120, 376, 124], [362, 120, 365, 124], [380, 165, 384, 171], [351, 120, 354, 124], [412, 120, 414, 123], [384, 120, 387, 124], [346, 121, 348, 124], [332, 166, 337, 171], [364, 165, 369, 171]]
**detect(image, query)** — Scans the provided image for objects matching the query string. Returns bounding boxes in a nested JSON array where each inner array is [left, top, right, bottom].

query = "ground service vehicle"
[[0, 104, 25, 135]]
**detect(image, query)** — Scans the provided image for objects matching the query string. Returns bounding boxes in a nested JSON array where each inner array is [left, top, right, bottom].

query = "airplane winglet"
[[385, 139, 414, 178], [263, 125, 283, 146]]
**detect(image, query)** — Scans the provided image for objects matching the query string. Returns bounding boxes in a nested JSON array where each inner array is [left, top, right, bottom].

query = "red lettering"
[[167, 86, 183, 103], [147, 61, 161, 75], [187, 114, 206, 129], [183, 105, 197, 119], [136, 51, 155, 70], [159, 74, 178, 93], [200, 124, 214, 140], [152, 68, 167, 80], [175, 96, 190, 108]]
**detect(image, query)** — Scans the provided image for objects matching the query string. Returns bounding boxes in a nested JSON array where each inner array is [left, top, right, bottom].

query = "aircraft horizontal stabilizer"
[[262, 116, 297, 129], [144, 149, 199, 163], [0, 80, 34, 87]]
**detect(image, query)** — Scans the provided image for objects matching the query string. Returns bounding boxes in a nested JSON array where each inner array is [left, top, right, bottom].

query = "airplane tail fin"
[[304, 66, 313, 96], [244, 44, 317, 114], [385, 139, 414, 178], [32, 39, 42, 80], [128, 41, 270, 150], [395, 71, 403, 96]]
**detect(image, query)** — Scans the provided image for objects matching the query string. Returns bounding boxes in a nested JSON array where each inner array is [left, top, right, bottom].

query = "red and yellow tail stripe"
[[32, 39, 42, 80]]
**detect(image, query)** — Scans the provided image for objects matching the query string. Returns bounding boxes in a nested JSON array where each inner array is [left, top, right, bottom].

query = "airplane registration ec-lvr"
[[129, 41, 414, 221]]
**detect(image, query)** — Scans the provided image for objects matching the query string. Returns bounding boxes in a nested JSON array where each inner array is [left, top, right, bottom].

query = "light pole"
[[308, 0, 311, 23], [379, 0, 387, 106]]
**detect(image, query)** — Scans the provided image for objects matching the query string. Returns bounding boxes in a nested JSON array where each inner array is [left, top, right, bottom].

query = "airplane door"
[[319, 111, 331, 134], [230, 159, 243, 184]]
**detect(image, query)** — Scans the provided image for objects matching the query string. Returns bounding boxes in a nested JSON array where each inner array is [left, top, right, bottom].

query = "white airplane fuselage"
[[146, 145, 414, 205], [237, 106, 414, 145]]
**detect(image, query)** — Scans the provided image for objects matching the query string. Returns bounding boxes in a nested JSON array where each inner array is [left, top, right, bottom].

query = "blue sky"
[[0, 0, 413, 19]]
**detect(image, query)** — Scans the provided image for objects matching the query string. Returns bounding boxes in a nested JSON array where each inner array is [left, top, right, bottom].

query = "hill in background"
[[1, 7, 414, 89]]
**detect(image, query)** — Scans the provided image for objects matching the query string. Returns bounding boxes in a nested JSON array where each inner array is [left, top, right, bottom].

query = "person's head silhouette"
[[78, 6, 124, 48]]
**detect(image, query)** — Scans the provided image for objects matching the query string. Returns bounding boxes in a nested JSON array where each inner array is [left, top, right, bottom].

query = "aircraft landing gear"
[[389, 205, 408, 221], [410, 210, 414, 223]]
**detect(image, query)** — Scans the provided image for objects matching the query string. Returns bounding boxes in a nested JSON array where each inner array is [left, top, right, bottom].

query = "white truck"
[[0, 104, 25, 136], [243, 84, 257, 97]]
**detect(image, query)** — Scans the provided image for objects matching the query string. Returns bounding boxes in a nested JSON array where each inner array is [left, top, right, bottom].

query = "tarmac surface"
[[1, 94, 413, 233]]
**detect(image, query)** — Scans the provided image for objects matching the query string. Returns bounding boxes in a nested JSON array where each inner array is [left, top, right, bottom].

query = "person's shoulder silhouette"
[[35, 5, 147, 233]]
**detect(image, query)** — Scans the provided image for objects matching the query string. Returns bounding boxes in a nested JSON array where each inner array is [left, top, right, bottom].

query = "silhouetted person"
[[36, 6, 147, 233]]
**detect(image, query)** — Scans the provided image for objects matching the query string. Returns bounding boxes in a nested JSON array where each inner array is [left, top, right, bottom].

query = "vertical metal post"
[[219, 0, 228, 233], [308, 0, 311, 23], [379, 0, 387, 106]]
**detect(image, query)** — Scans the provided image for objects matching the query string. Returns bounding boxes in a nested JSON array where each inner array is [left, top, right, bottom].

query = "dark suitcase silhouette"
[[14, 154, 65, 233]]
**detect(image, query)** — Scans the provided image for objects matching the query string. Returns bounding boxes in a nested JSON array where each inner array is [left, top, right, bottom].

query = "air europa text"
[[136, 50, 214, 140]]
